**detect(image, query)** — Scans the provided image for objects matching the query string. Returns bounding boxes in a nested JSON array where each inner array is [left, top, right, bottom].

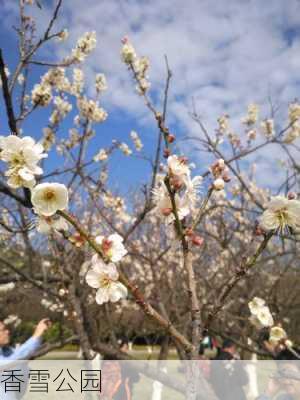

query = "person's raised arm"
[[0, 319, 51, 360]]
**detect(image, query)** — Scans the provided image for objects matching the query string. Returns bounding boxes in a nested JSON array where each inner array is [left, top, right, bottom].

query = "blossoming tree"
[[0, 0, 300, 371]]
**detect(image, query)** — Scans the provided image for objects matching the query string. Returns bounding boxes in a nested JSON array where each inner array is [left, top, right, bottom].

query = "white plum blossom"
[[36, 215, 68, 234], [86, 261, 128, 305], [288, 101, 300, 123], [285, 122, 300, 143], [3, 315, 21, 327], [121, 39, 137, 64], [42, 68, 70, 92], [31, 83, 52, 106], [93, 233, 127, 263], [248, 297, 274, 328], [260, 196, 300, 233], [95, 73, 107, 93], [261, 119, 275, 138], [71, 68, 84, 95], [242, 103, 259, 125], [167, 155, 190, 180], [31, 183, 69, 216], [77, 97, 107, 123], [269, 326, 287, 344], [0, 282, 15, 293], [213, 178, 225, 191], [71, 31, 97, 63], [0, 135, 47, 189], [17, 74, 25, 85], [217, 114, 230, 134], [130, 131, 143, 151], [248, 297, 266, 314], [93, 149, 108, 162], [152, 180, 190, 224], [121, 38, 150, 94], [185, 175, 203, 206], [119, 142, 132, 156]]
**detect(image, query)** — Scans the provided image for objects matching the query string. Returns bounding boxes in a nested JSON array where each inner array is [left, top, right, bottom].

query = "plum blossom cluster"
[[0, 137, 66, 222], [0, 282, 15, 293], [121, 37, 150, 94], [3, 315, 21, 327], [260, 119, 275, 138], [32, 68, 71, 109], [210, 159, 230, 191], [242, 103, 259, 126], [41, 298, 67, 315], [93, 148, 108, 162], [0, 135, 47, 188], [259, 195, 300, 235], [77, 97, 107, 123], [95, 73, 107, 93], [217, 114, 230, 135], [248, 297, 274, 328], [118, 142, 132, 156], [285, 101, 300, 143], [130, 131, 143, 151], [31, 83, 52, 106], [152, 155, 202, 225], [50, 96, 72, 125], [69, 31, 97, 64], [85, 234, 128, 305], [248, 297, 291, 347]]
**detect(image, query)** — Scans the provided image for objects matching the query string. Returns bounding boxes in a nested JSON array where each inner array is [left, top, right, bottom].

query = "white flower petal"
[[86, 269, 100, 289]]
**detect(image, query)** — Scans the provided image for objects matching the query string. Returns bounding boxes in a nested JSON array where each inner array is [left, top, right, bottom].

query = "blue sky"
[[1, 0, 300, 195]]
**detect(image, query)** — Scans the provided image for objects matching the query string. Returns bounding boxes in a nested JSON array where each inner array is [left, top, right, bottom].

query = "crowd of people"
[[0, 317, 299, 399], [197, 336, 300, 400]]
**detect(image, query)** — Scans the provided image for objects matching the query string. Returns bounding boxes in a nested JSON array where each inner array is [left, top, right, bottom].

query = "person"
[[0, 318, 51, 400], [256, 375, 293, 400], [256, 348, 300, 400], [0, 318, 51, 360], [210, 339, 249, 400], [100, 338, 140, 400], [197, 343, 211, 380]]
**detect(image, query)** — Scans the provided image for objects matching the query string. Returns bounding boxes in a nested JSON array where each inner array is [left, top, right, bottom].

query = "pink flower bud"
[[178, 156, 188, 164], [170, 176, 183, 190], [121, 36, 129, 44], [161, 207, 172, 216], [288, 192, 297, 200], [191, 235, 204, 246]]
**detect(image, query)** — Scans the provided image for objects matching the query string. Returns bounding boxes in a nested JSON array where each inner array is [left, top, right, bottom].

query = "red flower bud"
[[222, 173, 231, 183]]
